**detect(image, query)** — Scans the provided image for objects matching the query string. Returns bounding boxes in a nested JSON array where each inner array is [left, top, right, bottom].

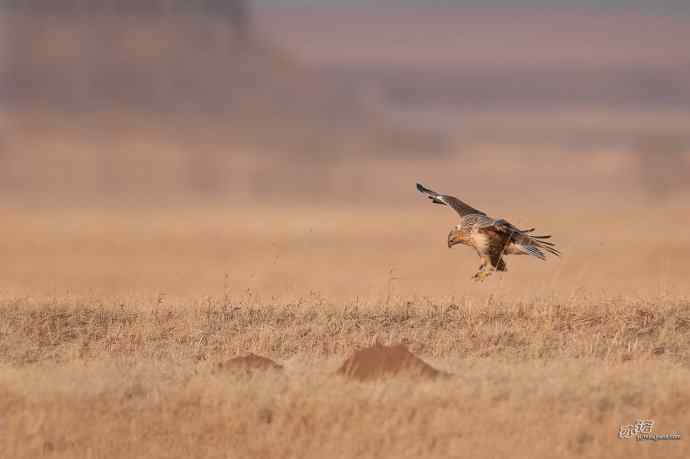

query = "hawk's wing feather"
[[512, 231, 560, 257], [416, 183, 486, 217], [485, 219, 561, 259], [511, 242, 547, 260]]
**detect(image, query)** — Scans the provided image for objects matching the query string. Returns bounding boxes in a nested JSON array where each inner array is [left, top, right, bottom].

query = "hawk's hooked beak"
[[447, 231, 459, 248]]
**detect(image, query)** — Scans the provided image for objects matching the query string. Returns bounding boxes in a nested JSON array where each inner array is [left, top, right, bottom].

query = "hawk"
[[417, 183, 560, 281]]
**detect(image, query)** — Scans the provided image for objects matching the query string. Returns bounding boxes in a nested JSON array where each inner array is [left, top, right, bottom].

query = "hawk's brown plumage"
[[417, 183, 560, 281]]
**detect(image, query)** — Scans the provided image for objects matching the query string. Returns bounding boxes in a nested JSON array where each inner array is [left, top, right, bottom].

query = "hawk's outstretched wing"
[[416, 183, 485, 217]]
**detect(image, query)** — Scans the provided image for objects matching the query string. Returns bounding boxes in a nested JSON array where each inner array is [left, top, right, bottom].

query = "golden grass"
[[1, 206, 689, 458]]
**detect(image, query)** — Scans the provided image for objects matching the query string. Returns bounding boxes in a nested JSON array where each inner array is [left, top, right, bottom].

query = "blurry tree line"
[[2, 0, 250, 22], [2, 0, 251, 38], [0, 0, 259, 110], [0, 0, 448, 203], [0, 0, 445, 152]]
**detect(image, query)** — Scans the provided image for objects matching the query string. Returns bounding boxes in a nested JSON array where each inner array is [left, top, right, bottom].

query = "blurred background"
[[1, 0, 689, 208], [1, 1, 690, 302]]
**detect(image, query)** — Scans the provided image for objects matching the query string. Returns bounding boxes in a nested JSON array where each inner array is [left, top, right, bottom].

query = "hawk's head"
[[447, 226, 462, 248]]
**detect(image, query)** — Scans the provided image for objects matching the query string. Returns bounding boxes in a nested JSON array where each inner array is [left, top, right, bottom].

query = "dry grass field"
[[1, 204, 689, 458]]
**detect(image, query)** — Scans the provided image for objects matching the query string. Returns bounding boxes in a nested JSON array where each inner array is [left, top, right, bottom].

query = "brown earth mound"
[[337, 343, 447, 381], [217, 353, 283, 374]]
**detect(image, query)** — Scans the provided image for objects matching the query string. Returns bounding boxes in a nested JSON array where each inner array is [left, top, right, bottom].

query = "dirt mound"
[[337, 343, 447, 381], [217, 353, 283, 374]]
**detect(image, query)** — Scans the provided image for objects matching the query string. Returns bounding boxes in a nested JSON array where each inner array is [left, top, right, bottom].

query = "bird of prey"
[[417, 183, 560, 281]]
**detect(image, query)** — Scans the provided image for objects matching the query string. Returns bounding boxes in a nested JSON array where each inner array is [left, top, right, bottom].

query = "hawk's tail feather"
[[525, 233, 560, 257], [526, 233, 556, 248], [518, 244, 547, 260], [513, 236, 560, 259], [538, 243, 560, 257]]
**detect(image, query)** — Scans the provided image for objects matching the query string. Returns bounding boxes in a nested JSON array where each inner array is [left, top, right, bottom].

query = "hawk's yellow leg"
[[472, 269, 494, 282]]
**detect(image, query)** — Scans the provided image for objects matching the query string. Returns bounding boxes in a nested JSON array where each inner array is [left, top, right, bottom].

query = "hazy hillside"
[[260, 7, 690, 143], [0, 2, 447, 204], [1, 3, 688, 206]]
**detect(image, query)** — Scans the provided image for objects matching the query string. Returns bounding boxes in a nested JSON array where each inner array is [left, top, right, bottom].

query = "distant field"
[[1, 206, 689, 458], [2, 206, 689, 301]]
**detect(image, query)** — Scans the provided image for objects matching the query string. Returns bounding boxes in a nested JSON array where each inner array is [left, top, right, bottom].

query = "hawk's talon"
[[472, 268, 496, 282], [472, 270, 491, 282]]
